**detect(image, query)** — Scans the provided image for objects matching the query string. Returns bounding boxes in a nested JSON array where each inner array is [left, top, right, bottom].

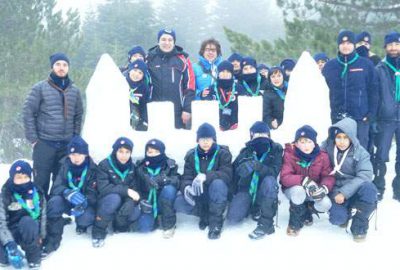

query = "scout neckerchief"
[[249, 149, 270, 204], [107, 155, 130, 181], [214, 83, 236, 110], [13, 187, 40, 220], [194, 145, 220, 174], [330, 146, 351, 176], [146, 167, 161, 218], [273, 86, 286, 101], [337, 53, 359, 78], [384, 57, 400, 102], [242, 74, 261, 96], [67, 167, 88, 190]]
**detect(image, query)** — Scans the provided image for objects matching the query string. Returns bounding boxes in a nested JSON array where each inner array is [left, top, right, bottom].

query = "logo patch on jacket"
[[350, 68, 364, 72], [8, 202, 22, 211]]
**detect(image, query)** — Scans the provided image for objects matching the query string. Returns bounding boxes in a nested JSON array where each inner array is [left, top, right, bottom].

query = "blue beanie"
[[9, 160, 32, 180], [268, 66, 285, 82], [127, 59, 148, 74], [217, 60, 234, 74], [68, 136, 89, 155], [158, 28, 176, 42], [50, 52, 70, 67], [241, 57, 257, 70], [197, 123, 217, 142], [112, 137, 134, 152], [384, 31, 400, 47], [356, 31, 372, 44], [257, 64, 270, 71], [128, 46, 146, 61], [250, 121, 270, 139], [145, 139, 166, 154], [228, 53, 243, 63], [280, 58, 296, 72], [337, 30, 355, 45], [313, 52, 329, 63], [295, 125, 318, 144]]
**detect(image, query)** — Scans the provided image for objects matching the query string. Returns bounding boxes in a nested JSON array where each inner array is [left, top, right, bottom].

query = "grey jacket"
[[321, 118, 373, 199], [23, 78, 83, 143]]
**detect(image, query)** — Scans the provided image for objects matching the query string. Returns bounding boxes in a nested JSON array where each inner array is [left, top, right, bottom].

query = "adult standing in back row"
[[147, 29, 195, 129], [23, 53, 83, 197]]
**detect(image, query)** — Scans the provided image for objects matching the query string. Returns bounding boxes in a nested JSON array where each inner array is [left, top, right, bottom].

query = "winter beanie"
[[9, 160, 32, 180], [280, 58, 296, 72], [50, 52, 70, 68], [241, 57, 257, 70], [68, 136, 89, 155], [128, 46, 146, 60], [356, 31, 372, 44], [295, 125, 318, 144], [313, 52, 329, 63], [196, 123, 217, 142], [337, 30, 356, 45], [145, 139, 166, 154], [228, 53, 243, 63], [250, 121, 270, 139], [158, 28, 176, 42], [127, 59, 148, 75], [112, 137, 134, 152], [384, 31, 400, 47], [217, 60, 234, 74]]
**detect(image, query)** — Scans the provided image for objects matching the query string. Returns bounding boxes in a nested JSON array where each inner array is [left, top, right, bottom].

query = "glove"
[[5, 241, 24, 269], [311, 185, 329, 201], [145, 174, 159, 189], [139, 199, 153, 214], [302, 177, 318, 197], [63, 189, 87, 206], [237, 160, 262, 178], [71, 200, 88, 217], [192, 173, 207, 196], [184, 186, 196, 206], [119, 200, 136, 216]]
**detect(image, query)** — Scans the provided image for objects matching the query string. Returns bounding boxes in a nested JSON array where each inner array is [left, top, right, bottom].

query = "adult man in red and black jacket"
[[147, 28, 195, 129]]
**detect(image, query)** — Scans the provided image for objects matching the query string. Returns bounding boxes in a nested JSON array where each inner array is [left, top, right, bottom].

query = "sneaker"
[[248, 224, 275, 240], [92, 238, 105, 248], [199, 219, 208, 230], [353, 234, 367, 243], [28, 262, 41, 269], [286, 226, 300, 237], [208, 226, 222, 240], [162, 226, 176, 239], [76, 226, 87, 235]]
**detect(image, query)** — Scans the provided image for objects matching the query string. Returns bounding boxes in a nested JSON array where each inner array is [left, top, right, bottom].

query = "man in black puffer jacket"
[[23, 53, 83, 197]]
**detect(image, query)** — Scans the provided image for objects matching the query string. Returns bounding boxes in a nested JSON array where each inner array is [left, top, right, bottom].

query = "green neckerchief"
[[107, 155, 130, 182], [13, 187, 41, 220], [194, 145, 220, 174], [273, 86, 286, 101], [67, 167, 88, 191], [146, 167, 161, 218], [336, 53, 359, 78], [129, 87, 140, 105], [296, 160, 312, 168], [384, 57, 400, 102], [214, 83, 237, 110], [242, 75, 261, 96], [249, 149, 270, 204]]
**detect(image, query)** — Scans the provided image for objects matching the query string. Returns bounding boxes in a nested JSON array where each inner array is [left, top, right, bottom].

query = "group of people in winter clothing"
[[7, 27, 399, 269]]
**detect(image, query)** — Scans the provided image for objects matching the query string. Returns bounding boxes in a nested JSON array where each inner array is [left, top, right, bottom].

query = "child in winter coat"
[[201, 60, 243, 131], [126, 59, 151, 131], [280, 125, 335, 236], [0, 160, 46, 269], [239, 57, 264, 97], [120, 45, 146, 74], [227, 121, 282, 239], [321, 118, 377, 242], [262, 66, 288, 130], [43, 136, 98, 256], [92, 137, 141, 248], [175, 123, 232, 239], [135, 139, 180, 238]]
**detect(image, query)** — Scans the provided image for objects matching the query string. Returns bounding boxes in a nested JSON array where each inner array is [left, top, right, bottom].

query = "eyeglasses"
[[205, 48, 217, 52]]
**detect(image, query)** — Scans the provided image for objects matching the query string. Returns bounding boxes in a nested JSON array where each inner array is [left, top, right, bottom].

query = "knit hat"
[[127, 59, 148, 74], [128, 46, 146, 61], [67, 136, 89, 155], [356, 31, 372, 44], [196, 123, 217, 142], [384, 31, 400, 47], [329, 127, 345, 139], [250, 121, 270, 139], [217, 60, 234, 74], [9, 160, 32, 180], [241, 57, 257, 70], [268, 66, 285, 82], [337, 30, 355, 45], [50, 53, 70, 68], [145, 139, 166, 154], [112, 137, 134, 152], [257, 64, 270, 71], [295, 125, 318, 144], [228, 53, 243, 63], [280, 58, 296, 72], [158, 28, 176, 42], [313, 52, 329, 63]]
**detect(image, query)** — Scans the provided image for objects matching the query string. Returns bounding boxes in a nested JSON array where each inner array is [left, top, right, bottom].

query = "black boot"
[[42, 217, 64, 258], [249, 198, 277, 240], [392, 162, 400, 201], [287, 202, 307, 236], [159, 197, 177, 230], [92, 215, 111, 243], [373, 161, 386, 200], [350, 201, 376, 242], [208, 201, 227, 240], [197, 202, 209, 230]]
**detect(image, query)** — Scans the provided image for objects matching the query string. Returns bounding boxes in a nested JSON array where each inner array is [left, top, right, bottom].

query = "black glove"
[[145, 174, 159, 189], [139, 199, 153, 214], [311, 185, 329, 201], [237, 160, 262, 178], [119, 200, 136, 216], [302, 177, 318, 197]]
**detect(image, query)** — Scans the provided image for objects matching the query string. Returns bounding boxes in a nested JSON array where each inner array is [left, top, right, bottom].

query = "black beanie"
[[196, 123, 217, 142], [50, 52, 70, 67]]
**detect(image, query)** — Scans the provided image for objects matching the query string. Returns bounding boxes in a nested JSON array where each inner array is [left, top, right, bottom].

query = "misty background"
[[0, 0, 399, 162]]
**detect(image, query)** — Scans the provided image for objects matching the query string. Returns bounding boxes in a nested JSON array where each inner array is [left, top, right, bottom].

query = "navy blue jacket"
[[322, 52, 378, 121], [376, 56, 400, 121]]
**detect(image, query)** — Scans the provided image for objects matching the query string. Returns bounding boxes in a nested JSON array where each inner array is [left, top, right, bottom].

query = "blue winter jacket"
[[322, 51, 378, 121], [193, 56, 222, 100], [376, 56, 400, 121]]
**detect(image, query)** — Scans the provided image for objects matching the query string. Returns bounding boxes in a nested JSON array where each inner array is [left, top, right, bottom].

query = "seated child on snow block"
[[321, 117, 377, 242], [92, 137, 142, 248], [227, 121, 282, 240], [43, 136, 98, 256], [174, 123, 232, 240], [135, 139, 180, 238], [280, 125, 335, 236], [0, 160, 45, 269]]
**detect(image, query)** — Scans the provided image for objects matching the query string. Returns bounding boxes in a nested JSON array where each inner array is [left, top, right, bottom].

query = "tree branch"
[[318, 0, 400, 12]]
